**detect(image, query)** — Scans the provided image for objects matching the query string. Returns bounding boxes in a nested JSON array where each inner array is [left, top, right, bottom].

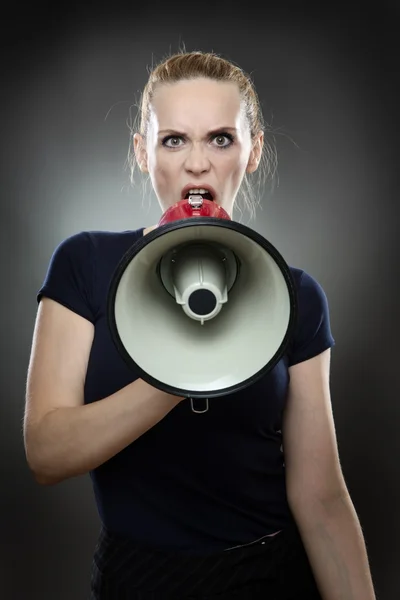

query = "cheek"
[[222, 152, 247, 180], [148, 153, 172, 187], [151, 150, 178, 176]]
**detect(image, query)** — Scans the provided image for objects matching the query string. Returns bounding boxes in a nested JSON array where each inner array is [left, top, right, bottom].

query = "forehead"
[[149, 78, 245, 131]]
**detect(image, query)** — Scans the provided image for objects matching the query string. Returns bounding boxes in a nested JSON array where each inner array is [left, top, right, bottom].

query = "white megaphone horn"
[[107, 195, 297, 412]]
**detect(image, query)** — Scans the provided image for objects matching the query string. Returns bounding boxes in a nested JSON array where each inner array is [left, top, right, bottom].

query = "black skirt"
[[90, 524, 322, 599]]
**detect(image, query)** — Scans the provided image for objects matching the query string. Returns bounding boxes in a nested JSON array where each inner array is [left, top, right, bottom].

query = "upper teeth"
[[188, 188, 210, 195]]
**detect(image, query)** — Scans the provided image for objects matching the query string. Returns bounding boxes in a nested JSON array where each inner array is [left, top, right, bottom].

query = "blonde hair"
[[128, 50, 277, 220]]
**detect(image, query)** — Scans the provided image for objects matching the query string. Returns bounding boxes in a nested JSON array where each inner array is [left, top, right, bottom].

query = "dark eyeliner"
[[161, 132, 235, 148], [212, 132, 235, 148], [161, 135, 184, 146]]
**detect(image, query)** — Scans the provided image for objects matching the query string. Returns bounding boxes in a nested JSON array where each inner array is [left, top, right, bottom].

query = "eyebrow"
[[158, 127, 238, 137]]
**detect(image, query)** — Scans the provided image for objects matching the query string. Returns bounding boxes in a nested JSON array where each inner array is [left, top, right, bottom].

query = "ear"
[[133, 133, 149, 173], [246, 132, 264, 174]]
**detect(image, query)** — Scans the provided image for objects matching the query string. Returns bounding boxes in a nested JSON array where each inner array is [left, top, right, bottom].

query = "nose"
[[184, 144, 210, 174]]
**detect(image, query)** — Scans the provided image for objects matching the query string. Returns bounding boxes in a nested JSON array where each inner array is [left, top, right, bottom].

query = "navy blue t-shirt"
[[37, 228, 335, 552]]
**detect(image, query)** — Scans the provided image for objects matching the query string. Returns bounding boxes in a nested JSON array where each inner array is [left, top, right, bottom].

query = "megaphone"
[[107, 195, 297, 412]]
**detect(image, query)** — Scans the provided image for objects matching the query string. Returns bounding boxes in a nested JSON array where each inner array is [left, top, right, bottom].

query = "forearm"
[[26, 379, 182, 484], [291, 491, 376, 600]]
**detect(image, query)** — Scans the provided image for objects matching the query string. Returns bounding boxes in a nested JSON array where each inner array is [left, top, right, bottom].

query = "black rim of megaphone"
[[107, 217, 298, 399]]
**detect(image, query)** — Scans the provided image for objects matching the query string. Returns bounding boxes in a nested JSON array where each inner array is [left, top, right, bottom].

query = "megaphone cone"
[[107, 198, 297, 401]]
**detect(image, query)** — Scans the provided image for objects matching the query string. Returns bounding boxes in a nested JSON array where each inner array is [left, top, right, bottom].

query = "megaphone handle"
[[189, 397, 209, 414]]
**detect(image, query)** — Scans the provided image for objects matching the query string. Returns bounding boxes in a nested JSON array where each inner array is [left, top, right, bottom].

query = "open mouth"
[[183, 188, 214, 201]]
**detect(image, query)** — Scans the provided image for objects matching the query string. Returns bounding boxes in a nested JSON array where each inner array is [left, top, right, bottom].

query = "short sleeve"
[[37, 232, 96, 323], [287, 270, 335, 367]]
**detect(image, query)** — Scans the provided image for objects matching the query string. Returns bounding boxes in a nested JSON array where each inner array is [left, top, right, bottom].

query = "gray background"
[[1, 2, 399, 599]]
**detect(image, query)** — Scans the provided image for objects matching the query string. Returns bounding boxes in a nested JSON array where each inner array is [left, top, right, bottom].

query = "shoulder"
[[38, 228, 145, 321], [290, 266, 327, 299], [287, 266, 335, 366], [47, 228, 146, 272], [45, 227, 146, 287], [289, 266, 332, 320], [53, 228, 145, 255]]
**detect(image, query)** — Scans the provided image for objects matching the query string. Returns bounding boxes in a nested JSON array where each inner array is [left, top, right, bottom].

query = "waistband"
[[90, 523, 320, 599]]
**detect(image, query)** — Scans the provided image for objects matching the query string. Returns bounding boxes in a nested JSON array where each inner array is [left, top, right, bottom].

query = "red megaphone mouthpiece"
[[158, 196, 231, 227]]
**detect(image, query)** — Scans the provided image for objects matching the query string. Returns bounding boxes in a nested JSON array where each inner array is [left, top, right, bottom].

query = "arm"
[[283, 350, 376, 600], [24, 298, 182, 485]]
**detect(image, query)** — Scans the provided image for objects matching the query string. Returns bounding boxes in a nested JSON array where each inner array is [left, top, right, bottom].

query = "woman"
[[24, 51, 376, 599]]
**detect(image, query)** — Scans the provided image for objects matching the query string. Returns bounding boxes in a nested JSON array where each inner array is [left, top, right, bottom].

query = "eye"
[[212, 133, 234, 149], [162, 136, 184, 148]]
